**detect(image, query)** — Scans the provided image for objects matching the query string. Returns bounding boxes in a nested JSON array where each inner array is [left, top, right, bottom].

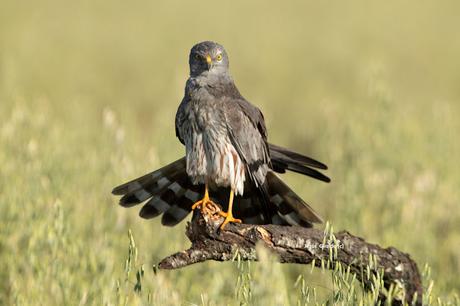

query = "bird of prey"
[[112, 41, 330, 229]]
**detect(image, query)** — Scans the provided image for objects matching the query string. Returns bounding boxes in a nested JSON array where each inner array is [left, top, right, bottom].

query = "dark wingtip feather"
[[112, 186, 126, 195], [161, 207, 190, 226], [119, 194, 143, 207], [268, 143, 328, 170], [161, 213, 181, 226], [287, 164, 331, 183], [111, 173, 151, 195], [271, 159, 331, 183], [111, 157, 187, 196], [139, 203, 163, 219]]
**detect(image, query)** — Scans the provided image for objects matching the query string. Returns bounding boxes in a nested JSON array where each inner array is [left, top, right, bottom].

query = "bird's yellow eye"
[[194, 54, 200, 60], [216, 54, 223, 62]]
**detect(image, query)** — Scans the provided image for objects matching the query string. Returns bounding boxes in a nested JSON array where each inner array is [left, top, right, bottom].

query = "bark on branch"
[[158, 207, 422, 305]]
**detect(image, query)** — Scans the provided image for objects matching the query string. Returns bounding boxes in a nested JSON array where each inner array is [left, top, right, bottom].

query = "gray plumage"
[[175, 41, 270, 196], [113, 41, 330, 227]]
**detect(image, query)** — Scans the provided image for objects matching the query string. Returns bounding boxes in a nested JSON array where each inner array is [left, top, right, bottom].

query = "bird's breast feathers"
[[184, 115, 246, 195], [180, 83, 247, 194]]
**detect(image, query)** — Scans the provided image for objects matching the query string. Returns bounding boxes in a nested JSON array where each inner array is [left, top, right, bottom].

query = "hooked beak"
[[205, 54, 212, 70]]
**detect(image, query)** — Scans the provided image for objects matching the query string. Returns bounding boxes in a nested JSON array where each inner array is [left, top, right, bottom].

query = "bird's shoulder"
[[184, 75, 268, 140], [228, 95, 268, 142]]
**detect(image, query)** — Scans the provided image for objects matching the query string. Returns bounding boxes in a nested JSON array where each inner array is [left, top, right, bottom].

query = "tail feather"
[[265, 171, 323, 225], [235, 193, 270, 225], [230, 171, 322, 227]]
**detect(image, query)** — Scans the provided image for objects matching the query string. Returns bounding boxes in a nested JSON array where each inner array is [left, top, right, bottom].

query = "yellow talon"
[[192, 185, 218, 214], [192, 186, 241, 228], [219, 189, 241, 229], [220, 213, 242, 229]]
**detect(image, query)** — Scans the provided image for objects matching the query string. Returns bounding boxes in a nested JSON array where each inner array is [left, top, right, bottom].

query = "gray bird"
[[112, 41, 330, 229]]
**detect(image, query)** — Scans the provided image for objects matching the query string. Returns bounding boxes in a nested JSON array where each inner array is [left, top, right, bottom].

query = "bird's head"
[[189, 41, 229, 77]]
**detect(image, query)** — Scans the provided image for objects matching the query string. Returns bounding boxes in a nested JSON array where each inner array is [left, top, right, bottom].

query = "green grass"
[[1, 0, 460, 304]]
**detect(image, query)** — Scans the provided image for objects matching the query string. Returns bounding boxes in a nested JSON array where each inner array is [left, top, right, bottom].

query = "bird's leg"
[[219, 189, 242, 229], [191, 184, 219, 214]]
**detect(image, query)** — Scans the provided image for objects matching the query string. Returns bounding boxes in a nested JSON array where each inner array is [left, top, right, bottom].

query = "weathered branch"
[[158, 207, 422, 305]]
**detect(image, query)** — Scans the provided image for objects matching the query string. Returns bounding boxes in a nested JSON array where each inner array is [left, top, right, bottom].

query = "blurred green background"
[[1, 0, 459, 304]]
